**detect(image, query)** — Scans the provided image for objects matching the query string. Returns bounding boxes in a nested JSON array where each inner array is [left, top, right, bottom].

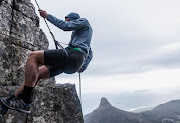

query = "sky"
[[31, 0, 180, 114]]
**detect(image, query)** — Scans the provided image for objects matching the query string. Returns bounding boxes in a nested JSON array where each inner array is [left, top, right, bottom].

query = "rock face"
[[0, 0, 48, 86], [98, 97, 111, 108], [0, 84, 83, 123], [0, 0, 83, 122]]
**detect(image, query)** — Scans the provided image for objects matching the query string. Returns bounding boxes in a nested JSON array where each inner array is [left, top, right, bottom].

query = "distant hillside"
[[129, 106, 154, 113], [84, 97, 180, 123], [141, 100, 180, 123]]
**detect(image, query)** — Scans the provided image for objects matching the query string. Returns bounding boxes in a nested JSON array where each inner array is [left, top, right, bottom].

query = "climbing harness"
[[34, 0, 83, 107]]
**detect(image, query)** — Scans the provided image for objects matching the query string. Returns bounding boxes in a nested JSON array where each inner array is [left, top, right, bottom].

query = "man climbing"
[[0, 10, 93, 116]]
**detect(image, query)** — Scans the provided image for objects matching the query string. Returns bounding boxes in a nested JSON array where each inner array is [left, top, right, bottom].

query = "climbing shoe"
[[0, 97, 31, 114], [0, 98, 8, 119]]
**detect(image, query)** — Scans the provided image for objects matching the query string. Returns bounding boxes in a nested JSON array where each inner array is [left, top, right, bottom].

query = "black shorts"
[[44, 48, 84, 77]]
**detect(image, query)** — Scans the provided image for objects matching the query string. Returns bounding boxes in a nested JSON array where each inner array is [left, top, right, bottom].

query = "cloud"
[[84, 42, 180, 76], [140, 42, 180, 67], [55, 68, 180, 95], [133, 90, 149, 93]]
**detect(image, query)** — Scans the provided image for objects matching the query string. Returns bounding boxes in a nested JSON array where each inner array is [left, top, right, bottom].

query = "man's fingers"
[[38, 10, 47, 18], [38, 9, 44, 12]]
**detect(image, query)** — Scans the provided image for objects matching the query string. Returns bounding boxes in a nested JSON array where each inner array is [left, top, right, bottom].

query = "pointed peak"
[[99, 97, 111, 108]]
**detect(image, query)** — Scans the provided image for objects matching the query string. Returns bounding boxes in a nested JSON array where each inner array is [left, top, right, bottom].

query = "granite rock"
[[0, 0, 83, 122], [0, 84, 83, 123]]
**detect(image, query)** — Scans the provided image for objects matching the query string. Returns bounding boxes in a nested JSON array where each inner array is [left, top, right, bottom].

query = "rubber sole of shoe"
[[0, 107, 7, 118], [0, 100, 7, 117], [0, 98, 31, 114]]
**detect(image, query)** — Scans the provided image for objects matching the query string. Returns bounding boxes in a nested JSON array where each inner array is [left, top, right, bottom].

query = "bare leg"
[[24, 51, 45, 87], [14, 65, 50, 97], [0, 52, 50, 113], [14, 84, 24, 97]]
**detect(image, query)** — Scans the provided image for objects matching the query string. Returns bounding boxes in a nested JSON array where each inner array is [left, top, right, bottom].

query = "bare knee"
[[27, 52, 37, 62], [27, 51, 44, 64]]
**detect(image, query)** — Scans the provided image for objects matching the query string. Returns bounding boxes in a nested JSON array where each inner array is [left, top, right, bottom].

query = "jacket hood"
[[65, 12, 80, 21]]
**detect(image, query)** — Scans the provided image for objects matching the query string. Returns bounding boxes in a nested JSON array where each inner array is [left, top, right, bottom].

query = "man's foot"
[[0, 97, 31, 114], [0, 99, 8, 119]]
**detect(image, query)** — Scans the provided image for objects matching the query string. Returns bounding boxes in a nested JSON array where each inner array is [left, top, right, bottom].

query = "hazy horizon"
[[82, 87, 180, 115]]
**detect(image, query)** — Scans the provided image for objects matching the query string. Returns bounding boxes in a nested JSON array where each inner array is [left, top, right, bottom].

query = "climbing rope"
[[34, 0, 68, 49], [79, 73, 84, 123], [34, 0, 83, 107], [79, 73, 82, 105]]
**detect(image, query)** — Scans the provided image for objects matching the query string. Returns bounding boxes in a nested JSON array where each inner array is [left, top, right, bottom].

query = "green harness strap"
[[69, 47, 81, 52]]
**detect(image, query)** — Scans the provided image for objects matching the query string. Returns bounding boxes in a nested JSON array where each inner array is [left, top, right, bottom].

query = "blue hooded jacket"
[[65, 12, 80, 21], [46, 12, 93, 72]]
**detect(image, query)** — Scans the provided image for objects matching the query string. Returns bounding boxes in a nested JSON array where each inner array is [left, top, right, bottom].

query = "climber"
[[0, 10, 93, 115]]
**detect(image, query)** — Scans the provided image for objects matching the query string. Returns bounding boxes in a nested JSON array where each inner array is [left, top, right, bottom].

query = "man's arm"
[[38, 10, 87, 31], [78, 48, 93, 73], [46, 14, 87, 31]]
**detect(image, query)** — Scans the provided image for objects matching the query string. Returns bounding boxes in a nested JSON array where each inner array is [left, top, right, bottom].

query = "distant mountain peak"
[[85, 98, 180, 123], [99, 97, 111, 108]]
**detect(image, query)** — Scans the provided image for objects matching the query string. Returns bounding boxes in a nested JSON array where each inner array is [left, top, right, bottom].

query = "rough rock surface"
[[0, 0, 83, 122], [0, 0, 48, 86], [0, 84, 83, 123]]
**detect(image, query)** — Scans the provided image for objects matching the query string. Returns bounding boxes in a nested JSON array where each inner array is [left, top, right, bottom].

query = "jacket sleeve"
[[46, 14, 87, 31], [81, 47, 93, 72]]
